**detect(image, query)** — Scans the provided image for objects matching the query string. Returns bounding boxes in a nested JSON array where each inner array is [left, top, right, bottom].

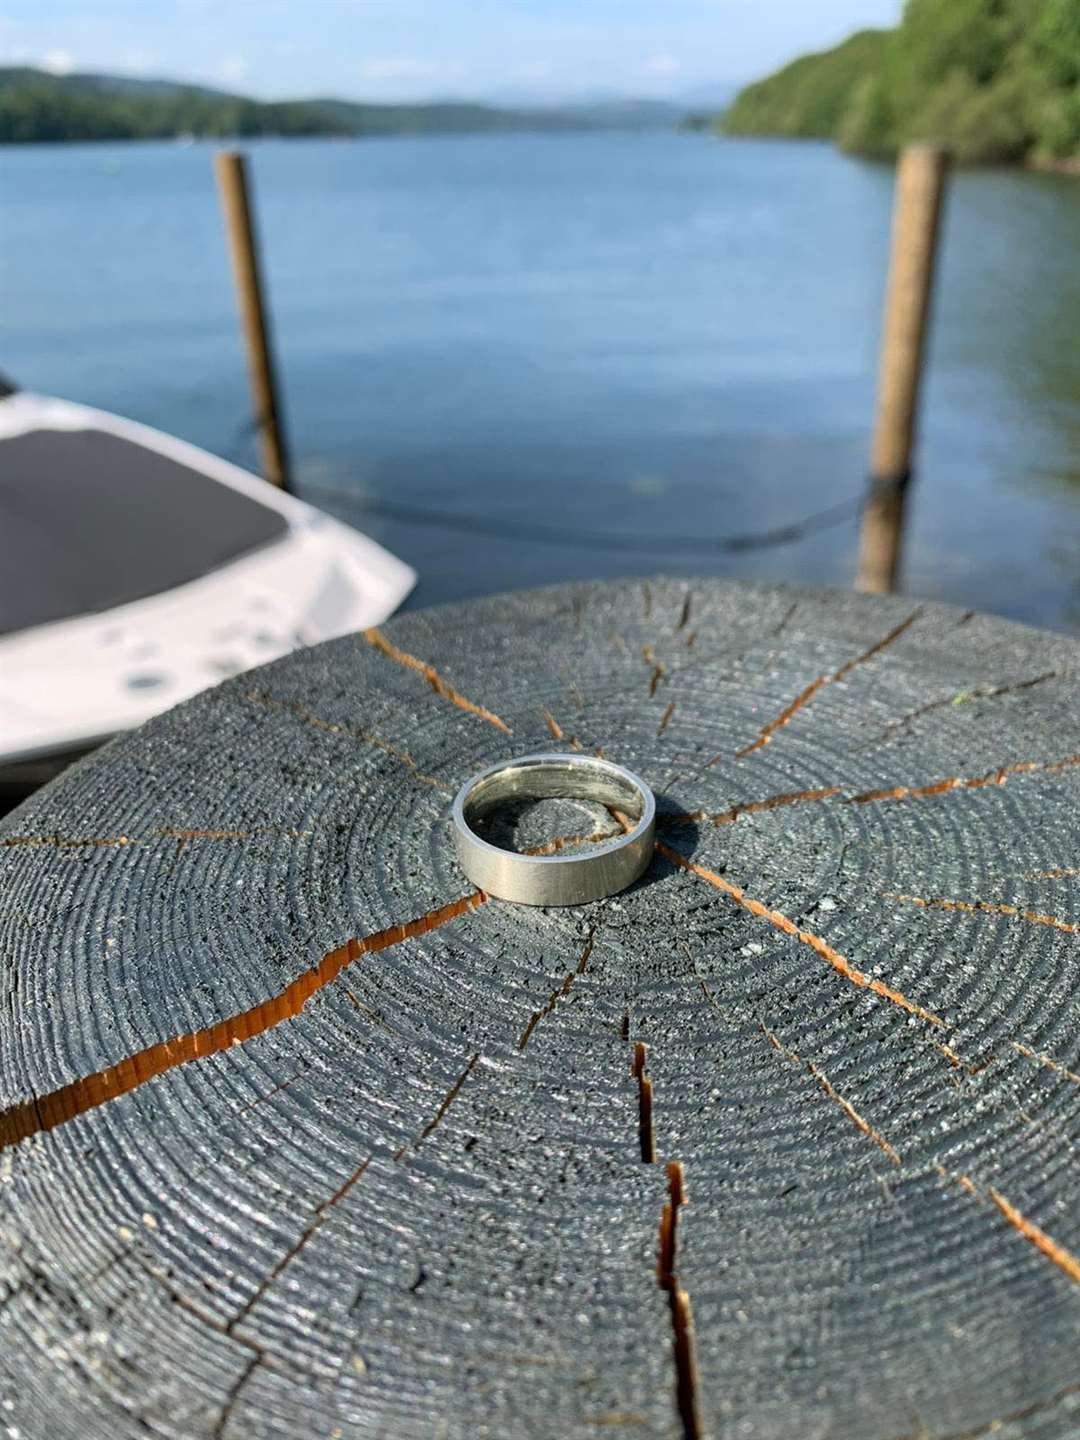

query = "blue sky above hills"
[[0, 0, 904, 102]]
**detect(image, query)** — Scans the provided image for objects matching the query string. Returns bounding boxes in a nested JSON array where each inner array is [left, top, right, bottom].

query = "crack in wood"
[[394, 1052, 480, 1161], [988, 1187, 1080, 1286], [847, 753, 1080, 806], [642, 645, 666, 697], [761, 1024, 901, 1166], [866, 671, 1060, 747], [363, 627, 511, 734], [543, 708, 583, 751], [890, 893, 1080, 938], [677, 594, 692, 632], [732, 674, 830, 761], [655, 1161, 703, 1440], [1011, 1041, 1080, 1088], [662, 785, 840, 829], [231, 1157, 372, 1334], [226, 1050, 481, 1367], [0, 893, 487, 1152], [0, 817, 639, 1155], [632, 1042, 656, 1164], [655, 840, 942, 1026], [213, 1351, 260, 1440], [233, 1066, 310, 1118], [527, 826, 623, 857], [657, 702, 676, 738], [341, 986, 393, 1035], [244, 688, 450, 790], [732, 609, 921, 759], [517, 930, 596, 1050], [941, 1169, 1080, 1291]]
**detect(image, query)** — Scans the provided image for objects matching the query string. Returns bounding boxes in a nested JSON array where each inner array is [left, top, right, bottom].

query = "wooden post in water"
[[214, 150, 291, 491], [856, 144, 949, 594]]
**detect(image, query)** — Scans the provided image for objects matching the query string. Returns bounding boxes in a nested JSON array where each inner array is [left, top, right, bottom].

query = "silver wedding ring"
[[452, 752, 656, 906]]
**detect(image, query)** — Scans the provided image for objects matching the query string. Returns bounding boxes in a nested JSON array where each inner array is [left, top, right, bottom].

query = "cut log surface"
[[3, 577, 1080, 1440]]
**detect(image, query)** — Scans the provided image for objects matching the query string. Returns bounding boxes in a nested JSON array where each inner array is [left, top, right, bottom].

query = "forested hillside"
[[718, 0, 1080, 166], [0, 68, 677, 144]]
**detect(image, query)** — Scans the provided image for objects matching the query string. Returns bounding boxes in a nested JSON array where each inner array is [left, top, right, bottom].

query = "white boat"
[[0, 382, 416, 802]]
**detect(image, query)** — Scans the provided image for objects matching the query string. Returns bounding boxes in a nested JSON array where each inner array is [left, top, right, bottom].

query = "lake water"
[[4, 131, 1080, 630]]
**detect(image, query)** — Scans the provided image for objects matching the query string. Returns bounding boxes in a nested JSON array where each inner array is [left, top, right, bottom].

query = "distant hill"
[[0, 67, 687, 144], [721, 30, 888, 141], [711, 0, 1080, 168]]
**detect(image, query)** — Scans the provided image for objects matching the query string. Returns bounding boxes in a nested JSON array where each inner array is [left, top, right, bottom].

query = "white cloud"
[[42, 49, 75, 75], [644, 52, 680, 76]]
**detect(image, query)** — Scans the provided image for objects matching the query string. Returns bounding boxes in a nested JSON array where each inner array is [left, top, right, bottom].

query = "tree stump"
[[2, 577, 1080, 1440]]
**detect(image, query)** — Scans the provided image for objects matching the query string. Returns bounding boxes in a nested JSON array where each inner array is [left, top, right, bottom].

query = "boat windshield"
[[0, 427, 288, 635]]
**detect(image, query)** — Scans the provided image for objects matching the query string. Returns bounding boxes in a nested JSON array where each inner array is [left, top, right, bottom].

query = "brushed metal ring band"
[[452, 752, 656, 907]]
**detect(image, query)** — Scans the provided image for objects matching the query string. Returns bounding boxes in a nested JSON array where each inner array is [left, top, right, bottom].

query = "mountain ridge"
[[0, 66, 690, 144]]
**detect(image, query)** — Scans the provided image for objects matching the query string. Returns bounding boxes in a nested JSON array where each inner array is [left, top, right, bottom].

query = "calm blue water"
[[3, 131, 1080, 629]]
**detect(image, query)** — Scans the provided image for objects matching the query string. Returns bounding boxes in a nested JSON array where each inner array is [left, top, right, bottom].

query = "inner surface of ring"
[[462, 760, 643, 833]]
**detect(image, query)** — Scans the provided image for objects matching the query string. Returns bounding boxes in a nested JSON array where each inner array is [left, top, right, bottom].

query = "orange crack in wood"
[[246, 688, 450, 789], [938, 1165, 979, 1198], [655, 1160, 703, 1440], [733, 673, 830, 761], [642, 645, 666, 697], [1012, 1041, 1080, 1088], [656, 840, 941, 1026], [543, 707, 583, 751], [989, 1187, 1080, 1286], [526, 826, 621, 857], [890, 893, 1080, 938], [0, 891, 487, 1152], [664, 785, 840, 828], [363, 627, 511, 734], [657, 702, 676, 737], [934, 1039, 987, 1076], [941, 1170, 1080, 1287], [733, 608, 920, 759], [761, 1024, 901, 1165], [848, 753, 1080, 806], [518, 930, 596, 1050]]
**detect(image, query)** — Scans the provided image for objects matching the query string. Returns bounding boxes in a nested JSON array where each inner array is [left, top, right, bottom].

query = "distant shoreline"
[[0, 66, 685, 146]]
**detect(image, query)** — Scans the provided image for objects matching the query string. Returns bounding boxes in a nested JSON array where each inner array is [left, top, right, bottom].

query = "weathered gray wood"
[[1, 577, 1080, 1440]]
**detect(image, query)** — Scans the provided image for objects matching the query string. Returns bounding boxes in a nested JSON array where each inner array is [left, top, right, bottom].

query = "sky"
[[0, 0, 905, 103]]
